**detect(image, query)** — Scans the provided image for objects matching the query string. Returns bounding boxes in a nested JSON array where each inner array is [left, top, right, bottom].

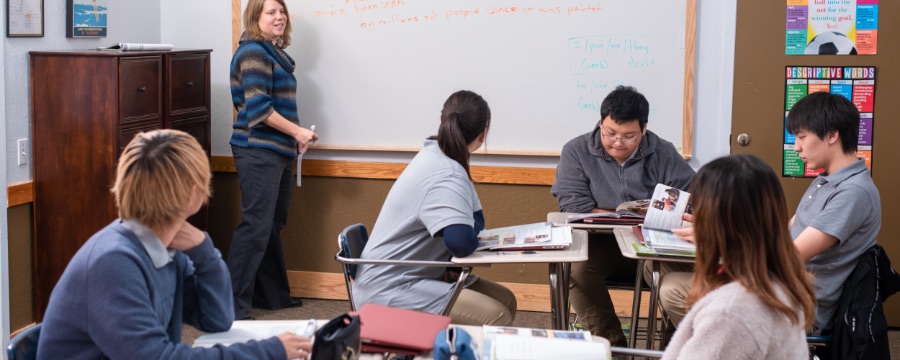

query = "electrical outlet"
[[17, 138, 28, 166]]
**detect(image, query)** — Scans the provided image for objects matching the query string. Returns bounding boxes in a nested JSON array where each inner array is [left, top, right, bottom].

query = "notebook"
[[358, 303, 451, 354]]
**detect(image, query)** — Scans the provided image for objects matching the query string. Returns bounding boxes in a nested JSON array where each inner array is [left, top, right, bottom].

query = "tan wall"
[[8, 204, 34, 330]]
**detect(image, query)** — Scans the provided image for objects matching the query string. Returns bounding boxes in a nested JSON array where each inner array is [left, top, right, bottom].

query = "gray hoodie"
[[551, 127, 695, 213]]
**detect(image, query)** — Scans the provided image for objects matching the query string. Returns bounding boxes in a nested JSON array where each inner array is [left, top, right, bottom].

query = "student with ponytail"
[[351, 90, 516, 326]]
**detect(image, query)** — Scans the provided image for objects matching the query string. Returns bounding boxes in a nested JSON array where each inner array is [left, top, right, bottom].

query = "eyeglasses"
[[600, 130, 641, 145]]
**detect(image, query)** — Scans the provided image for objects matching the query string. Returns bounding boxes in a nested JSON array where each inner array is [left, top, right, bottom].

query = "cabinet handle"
[[137, 86, 147, 92], [186, 81, 194, 87]]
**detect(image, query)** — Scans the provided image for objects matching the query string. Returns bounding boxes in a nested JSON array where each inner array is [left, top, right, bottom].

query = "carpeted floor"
[[183, 298, 900, 357]]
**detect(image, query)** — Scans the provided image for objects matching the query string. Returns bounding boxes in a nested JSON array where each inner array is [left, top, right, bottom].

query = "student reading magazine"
[[550, 86, 694, 346]]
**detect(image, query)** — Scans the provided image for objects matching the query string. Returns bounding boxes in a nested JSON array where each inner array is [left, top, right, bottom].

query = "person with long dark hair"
[[352, 90, 516, 325], [661, 154, 816, 359]]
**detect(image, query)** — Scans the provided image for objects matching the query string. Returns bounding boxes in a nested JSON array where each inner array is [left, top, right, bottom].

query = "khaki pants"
[[642, 262, 693, 327], [569, 233, 637, 347], [449, 277, 517, 326]]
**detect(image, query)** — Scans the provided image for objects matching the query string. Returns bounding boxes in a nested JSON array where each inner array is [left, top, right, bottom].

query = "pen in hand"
[[310, 125, 317, 147]]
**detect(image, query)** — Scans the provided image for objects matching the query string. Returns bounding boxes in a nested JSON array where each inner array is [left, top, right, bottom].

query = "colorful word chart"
[[783, 66, 875, 177], [786, 0, 878, 55]]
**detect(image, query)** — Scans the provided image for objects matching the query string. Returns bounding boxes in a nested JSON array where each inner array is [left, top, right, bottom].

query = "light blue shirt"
[[353, 139, 481, 314]]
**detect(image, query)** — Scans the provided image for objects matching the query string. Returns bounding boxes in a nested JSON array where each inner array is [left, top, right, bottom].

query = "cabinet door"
[[167, 53, 210, 121], [170, 116, 210, 230], [120, 56, 163, 125], [170, 115, 210, 154]]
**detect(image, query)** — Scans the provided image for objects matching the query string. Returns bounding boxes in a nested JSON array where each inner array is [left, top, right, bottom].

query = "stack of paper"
[[193, 320, 316, 348]]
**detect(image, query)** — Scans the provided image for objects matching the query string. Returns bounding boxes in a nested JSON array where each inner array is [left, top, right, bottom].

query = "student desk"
[[613, 227, 694, 350], [548, 212, 639, 335], [451, 229, 589, 331]]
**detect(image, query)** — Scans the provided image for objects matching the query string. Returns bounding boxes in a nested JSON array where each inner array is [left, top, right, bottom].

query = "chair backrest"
[[7, 323, 42, 360], [338, 223, 369, 280]]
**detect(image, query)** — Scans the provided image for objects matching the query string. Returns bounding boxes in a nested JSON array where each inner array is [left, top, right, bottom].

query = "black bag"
[[311, 313, 361, 360]]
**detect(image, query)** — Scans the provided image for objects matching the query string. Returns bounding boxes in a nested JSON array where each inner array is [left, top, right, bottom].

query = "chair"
[[807, 334, 832, 360], [7, 323, 41, 360], [610, 346, 664, 359], [335, 223, 474, 316]]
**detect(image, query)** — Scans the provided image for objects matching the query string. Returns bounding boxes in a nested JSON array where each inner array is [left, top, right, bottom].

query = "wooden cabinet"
[[29, 49, 212, 320]]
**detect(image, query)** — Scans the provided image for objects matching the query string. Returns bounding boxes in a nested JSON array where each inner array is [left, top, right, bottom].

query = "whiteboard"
[[240, 0, 692, 154]]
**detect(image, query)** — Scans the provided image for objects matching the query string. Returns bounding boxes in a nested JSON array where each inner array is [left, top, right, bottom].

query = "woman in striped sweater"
[[228, 0, 318, 320]]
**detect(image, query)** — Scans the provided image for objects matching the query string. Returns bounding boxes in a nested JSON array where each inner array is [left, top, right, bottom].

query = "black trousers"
[[227, 145, 295, 319]]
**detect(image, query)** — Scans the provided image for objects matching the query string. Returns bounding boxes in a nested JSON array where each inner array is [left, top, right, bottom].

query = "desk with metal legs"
[[451, 229, 589, 330], [613, 227, 694, 350]]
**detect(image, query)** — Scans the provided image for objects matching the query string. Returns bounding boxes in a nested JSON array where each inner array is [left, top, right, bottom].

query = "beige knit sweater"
[[661, 282, 808, 360]]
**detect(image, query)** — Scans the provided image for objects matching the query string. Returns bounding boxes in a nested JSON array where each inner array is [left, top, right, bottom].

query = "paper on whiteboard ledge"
[[97, 43, 174, 51]]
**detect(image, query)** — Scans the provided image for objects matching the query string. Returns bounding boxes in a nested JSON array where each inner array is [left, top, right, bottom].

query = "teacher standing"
[[229, 0, 317, 320]]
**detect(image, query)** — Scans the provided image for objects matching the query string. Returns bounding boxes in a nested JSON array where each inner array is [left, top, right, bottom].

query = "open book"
[[97, 43, 174, 51], [481, 325, 609, 360], [476, 222, 572, 251], [633, 184, 695, 257], [193, 320, 316, 347], [566, 199, 650, 225]]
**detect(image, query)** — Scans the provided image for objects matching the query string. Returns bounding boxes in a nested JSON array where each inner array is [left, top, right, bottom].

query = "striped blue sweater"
[[230, 32, 299, 158]]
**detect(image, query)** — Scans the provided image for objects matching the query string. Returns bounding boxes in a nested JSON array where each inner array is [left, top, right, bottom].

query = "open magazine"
[[633, 184, 695, 257], [481, 325, 609, 360], [476, 222, 572, 251], [565, 199, 650, 225], [97, 43, 174, 51]]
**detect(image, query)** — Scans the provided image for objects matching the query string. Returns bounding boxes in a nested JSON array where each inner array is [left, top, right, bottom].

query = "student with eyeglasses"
[[551, 85, 695, 347]]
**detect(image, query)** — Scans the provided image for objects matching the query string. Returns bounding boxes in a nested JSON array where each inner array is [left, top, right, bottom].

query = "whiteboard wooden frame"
[[230, 0, 695, 164]]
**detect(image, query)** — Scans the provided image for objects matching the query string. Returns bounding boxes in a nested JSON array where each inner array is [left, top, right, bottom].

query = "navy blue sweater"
[[230, 32, 299, 158], [37, 220, 285, 359]]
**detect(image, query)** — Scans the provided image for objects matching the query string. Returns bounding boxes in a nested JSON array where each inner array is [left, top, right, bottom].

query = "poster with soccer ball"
[[785, 0, 878, 55], [783, 66, 875, 178]]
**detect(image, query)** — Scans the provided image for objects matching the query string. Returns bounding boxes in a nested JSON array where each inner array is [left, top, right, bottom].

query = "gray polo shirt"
[[790, 159, 881, 330], [352, 139, 481, 314]]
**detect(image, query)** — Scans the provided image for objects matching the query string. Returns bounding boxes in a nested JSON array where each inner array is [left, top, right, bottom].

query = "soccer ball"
[[805, 31, 858, 55]]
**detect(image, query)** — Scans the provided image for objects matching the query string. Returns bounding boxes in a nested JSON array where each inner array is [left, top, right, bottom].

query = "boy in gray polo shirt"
[[659, 91, 881, 333], [787, 91, 881, 331]]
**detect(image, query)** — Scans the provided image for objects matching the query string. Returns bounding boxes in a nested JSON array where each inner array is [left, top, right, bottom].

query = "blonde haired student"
[[662, 154, 815, 359], [38, 130, 310, 360]]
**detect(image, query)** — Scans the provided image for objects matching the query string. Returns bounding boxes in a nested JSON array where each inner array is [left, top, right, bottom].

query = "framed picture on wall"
[[6, 0, 44, 37], [66, 0, 107, 38]]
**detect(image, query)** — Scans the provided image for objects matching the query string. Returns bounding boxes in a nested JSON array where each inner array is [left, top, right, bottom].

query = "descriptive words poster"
[[786, 0, 878, 55], [784, 66, 875, 177]]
